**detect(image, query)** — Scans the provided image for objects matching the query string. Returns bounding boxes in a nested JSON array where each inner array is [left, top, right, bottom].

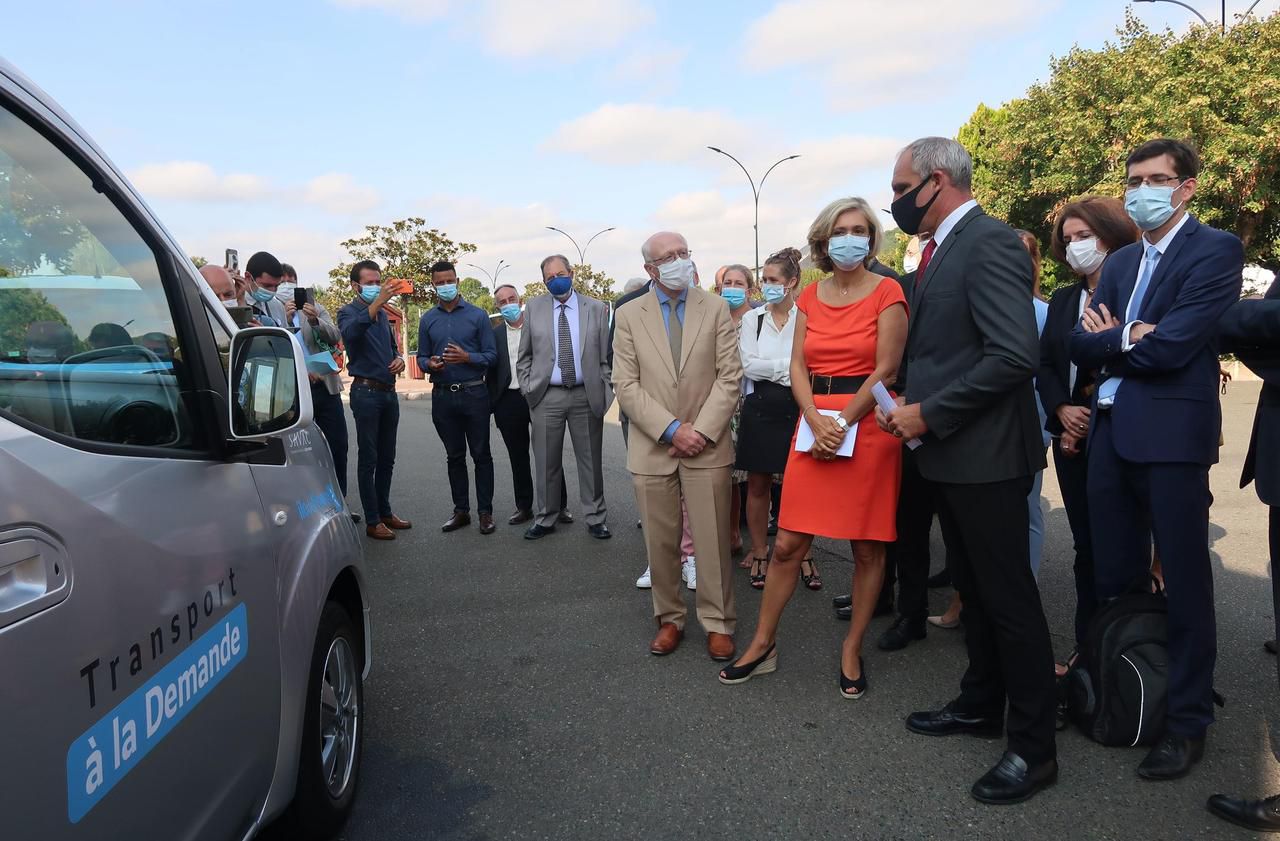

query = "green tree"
[[958, 10, 1280, 294], [329, 217, 478, 306], [0, 288, 73, 353], [0, 166, 82, 275], [191, 255, 208, 269]]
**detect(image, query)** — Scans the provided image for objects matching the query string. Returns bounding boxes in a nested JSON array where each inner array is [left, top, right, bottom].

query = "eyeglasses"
[[649, 249, 692, 267], [1125, 174, 1185, 190]]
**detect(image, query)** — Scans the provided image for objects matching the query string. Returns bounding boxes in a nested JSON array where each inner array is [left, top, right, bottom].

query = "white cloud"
[[129, 161, 269, 202], [304, 173, 381, 214], [608, 45, 688, 85], [743, 0, 1058, 110], [331, 0, 450, 22], [543, 103, 750, 165]]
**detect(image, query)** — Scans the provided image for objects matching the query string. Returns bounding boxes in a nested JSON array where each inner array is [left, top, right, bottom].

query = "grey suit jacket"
[[517, 291, 614, 417], [294, 301, 344, 395], [903, 205, 1046, 483]]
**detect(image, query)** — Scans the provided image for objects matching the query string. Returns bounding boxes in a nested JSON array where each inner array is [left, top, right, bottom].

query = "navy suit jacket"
[[1219, 278, 1280, 504], [1069, 215, 1243, 465]]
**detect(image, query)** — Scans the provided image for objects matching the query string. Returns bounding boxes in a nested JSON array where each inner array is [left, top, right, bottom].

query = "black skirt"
[[735, 380, 799, 474]]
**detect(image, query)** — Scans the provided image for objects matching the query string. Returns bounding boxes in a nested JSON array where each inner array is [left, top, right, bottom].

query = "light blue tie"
[[1097, 244, 1160, 405]]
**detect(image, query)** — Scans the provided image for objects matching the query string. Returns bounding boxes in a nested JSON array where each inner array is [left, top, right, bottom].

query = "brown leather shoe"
[[707, 632, 736, 662], [508, 509, 533, 525], [381, 514, 412, 530], [479, 513, 495, 535], [441, 511, 471, 532], [366, 523, 396, 540], [649, 622, 683, 656]]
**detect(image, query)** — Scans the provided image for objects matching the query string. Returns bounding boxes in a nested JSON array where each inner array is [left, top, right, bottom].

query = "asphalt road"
[[334, 382, 1278, 841]]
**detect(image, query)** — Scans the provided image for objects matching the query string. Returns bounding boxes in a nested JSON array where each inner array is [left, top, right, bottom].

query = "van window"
[[0, 101, 193, 449]]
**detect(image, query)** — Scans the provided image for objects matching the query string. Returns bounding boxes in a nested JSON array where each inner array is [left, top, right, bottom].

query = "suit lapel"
[[679, 291, 708, 374], [576, 295, 590, 365], [908, 205, 984, 339], [637, 293, 678, 380], [1137, 216, 1198, 320]]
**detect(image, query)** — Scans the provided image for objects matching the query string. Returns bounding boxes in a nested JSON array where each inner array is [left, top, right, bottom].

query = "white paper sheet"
[[872, 381, 922, 450], [795, 409, 856, 457]]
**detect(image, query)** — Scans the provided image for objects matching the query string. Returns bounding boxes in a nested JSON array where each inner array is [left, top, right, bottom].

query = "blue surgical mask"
[[500, 303, 522, 323], [1125, 184, 1183, 232], [546, 275, 573, 297], [359, 285, 381, 303], [435, 283, 458, 302], [761, 283, 787, 304], [720, 288, 747, 309], [249, 285, 276, 303], [828, 234, 870, 270]]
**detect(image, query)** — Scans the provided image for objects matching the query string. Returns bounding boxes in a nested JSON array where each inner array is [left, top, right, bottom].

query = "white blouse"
[[739, 304, 797, 389]]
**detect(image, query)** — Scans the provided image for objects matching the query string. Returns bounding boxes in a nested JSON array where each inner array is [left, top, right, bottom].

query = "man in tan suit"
[[612, 231, 743, 660]]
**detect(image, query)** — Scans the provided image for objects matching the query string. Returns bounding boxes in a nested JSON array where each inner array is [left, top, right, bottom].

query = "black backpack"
[[1063, 588, 1170, 747]]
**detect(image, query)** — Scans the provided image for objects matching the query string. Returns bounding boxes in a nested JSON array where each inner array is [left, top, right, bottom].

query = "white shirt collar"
[[1143, 211, 1191, 256], [931, 199, 979, 247]]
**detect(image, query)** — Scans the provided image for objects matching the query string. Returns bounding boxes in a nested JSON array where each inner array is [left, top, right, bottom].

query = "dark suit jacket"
[[1070, 216, 1244, 465], [486, 321, 515, 408], [903, 205, 1045, 483], [1220, 278, 1280, 505], [1038, 281, 1093, 436]]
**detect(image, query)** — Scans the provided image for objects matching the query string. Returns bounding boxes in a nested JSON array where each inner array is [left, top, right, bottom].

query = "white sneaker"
[[635, 566, 652, 589], [682, 556, 697, 591]]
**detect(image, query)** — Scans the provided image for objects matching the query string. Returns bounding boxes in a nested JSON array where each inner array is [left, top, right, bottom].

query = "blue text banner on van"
[[65, 603, 249, 822]]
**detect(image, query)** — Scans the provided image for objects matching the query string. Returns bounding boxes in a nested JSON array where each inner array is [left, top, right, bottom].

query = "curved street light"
[[1131, 0, 1277, 33], [463, 260, 511, 291], [707, 147, 801, 279], [545, 226, 616, 267]]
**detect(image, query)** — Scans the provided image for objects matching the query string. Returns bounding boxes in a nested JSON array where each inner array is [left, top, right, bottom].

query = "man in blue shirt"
[[338, 260, 412, 541], [417, 260, 499, 535]]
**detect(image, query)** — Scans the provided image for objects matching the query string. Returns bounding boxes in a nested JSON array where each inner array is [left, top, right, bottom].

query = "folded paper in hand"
[[872, 382, 922, 450], [796, 409, 856, 457]]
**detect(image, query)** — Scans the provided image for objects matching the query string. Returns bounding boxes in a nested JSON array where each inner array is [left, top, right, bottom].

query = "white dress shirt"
[[505, 322, 521, 390], [931, 198, 979, 247], [740, 304, 797, 391], [549, 291, 583, 386]]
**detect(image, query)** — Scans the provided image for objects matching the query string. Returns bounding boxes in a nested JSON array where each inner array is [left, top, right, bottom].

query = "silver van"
[[0, 60, 370, 840]]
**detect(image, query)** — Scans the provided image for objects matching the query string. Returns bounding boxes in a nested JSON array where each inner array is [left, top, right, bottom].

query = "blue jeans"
[[349, 385, 400, 523], [431, 383, 494, 514]]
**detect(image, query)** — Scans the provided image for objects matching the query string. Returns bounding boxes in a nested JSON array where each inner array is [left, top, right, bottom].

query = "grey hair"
[[640, 231, 687, 263], [623, 277, 648, 294], [539, 254, 573, 277], [494, 283, 519, 298], [902, 136, 973, 191]]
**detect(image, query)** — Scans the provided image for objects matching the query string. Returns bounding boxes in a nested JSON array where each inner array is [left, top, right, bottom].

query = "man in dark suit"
[[1208, 277, 1280, 831], [1071, 139, 1243, 781], [488, 283, 568, 525], [878, 137, 1056, 804]]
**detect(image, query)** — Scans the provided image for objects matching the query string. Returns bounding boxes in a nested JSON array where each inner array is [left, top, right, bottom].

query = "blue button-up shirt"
[[337, 298, 398, 384], [652, 284, 688, 443], [416, 299, 497, 384]]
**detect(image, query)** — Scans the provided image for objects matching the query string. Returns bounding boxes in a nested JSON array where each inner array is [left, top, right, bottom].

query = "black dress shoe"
[[588, 523, 612, 539], [508, 509, 533, 525], [1207, 793, 1280, 832], [524, 523, 556, 540], [832, 593, 852, 609], [906, 701, 1003, 739], [927, 569, 952, 588], [441, 511, 471, 533], [1137, 733, 1204, 780], [971, 752, 1058, 805], [557, 510, 575, 525], [878, 615, 927, 651]]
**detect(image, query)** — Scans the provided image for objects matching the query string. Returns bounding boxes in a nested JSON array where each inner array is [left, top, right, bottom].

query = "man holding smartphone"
[[417, 260, 499, 535], [244, 251, 288, 327]]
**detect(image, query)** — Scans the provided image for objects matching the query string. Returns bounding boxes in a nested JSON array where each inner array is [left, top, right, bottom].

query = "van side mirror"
[[228, 327, 314, 440]]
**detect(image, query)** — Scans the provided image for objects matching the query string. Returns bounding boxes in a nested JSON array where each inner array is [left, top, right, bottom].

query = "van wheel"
[[286, 602, 363, 839]]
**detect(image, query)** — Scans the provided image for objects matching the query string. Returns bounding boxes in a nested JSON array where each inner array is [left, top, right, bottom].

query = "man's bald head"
[[200, 264, 237, 302], [641, 231, 688, 264]]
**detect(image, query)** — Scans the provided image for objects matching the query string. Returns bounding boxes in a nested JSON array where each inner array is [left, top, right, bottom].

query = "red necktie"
[[915, 239, 937, 287]]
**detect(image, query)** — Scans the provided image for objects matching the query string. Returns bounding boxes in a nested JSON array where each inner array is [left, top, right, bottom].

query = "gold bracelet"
[[803, 404, 817, 416]]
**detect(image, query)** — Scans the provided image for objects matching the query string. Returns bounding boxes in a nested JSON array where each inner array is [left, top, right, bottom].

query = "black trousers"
[[431, 383, 494, 515], [887, 446, 934, 620], [311, 384, 348, 498], [1052, 441, 1096, 645], [492, 389, 566, 513], [933, 476, 1057, 764]]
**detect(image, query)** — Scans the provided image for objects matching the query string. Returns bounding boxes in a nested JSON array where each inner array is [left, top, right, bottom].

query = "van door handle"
[[0, 533, 70, 628]]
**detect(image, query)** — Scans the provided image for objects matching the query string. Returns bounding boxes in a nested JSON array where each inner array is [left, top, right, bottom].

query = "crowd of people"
[[207, 135, 1279, 823]]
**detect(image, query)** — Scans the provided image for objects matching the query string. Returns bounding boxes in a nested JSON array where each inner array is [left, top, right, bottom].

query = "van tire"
[[286, 601, 364, 839]]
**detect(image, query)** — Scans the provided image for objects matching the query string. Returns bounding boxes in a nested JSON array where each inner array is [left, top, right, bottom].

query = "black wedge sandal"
[[839, 656, 868, 700], [718, 643, 778, 685]]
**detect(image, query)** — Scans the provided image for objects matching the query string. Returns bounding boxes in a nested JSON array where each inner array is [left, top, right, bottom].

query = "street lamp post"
[[1134, 0, 1268, 33], [463, 260, 510, 291], [545, 226, 616, 267], [707, 147, 800, 280]]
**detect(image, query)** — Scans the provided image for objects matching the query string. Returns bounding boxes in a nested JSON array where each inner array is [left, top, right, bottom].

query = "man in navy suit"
[[1070, 138, 1243, 781]]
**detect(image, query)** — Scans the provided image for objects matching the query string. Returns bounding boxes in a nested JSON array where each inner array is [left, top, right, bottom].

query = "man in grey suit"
[[517, 255, 614, 540], [877, 137, 1055, 805]]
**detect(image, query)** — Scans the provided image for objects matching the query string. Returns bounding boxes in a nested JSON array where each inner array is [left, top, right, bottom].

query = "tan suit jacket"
[[612, 286, 743, 475]]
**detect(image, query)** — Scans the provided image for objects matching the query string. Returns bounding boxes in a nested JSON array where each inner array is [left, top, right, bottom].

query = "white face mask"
[[1065, 238, 1107, 277], [275, 282, 297, 302], [220, 298, 239, 309], [657, 256, 695, 290], [903, 254, 921, 274]]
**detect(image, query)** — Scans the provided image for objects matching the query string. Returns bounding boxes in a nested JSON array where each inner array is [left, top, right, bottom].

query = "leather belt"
[[352, 376, 395, 393], [809, 374, 867, 395], [553, 382, 584, 389], [436, 377, 486, 393]]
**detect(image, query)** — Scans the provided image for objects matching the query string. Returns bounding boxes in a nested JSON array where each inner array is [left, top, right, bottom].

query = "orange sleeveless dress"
[[777, 278, 906, 541]]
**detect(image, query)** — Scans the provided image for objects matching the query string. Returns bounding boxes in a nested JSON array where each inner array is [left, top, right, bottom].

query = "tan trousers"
[[634, 464, 736, 634]]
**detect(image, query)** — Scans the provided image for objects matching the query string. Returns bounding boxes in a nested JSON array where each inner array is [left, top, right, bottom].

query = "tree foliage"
[[0, 166, 82, 275], [190, 255, 208, 268], [329, 217, 478, 307], [959, 10, 1280, 293]]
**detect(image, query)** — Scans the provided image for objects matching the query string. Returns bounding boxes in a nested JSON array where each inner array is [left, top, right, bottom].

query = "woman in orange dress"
[[719, 197, 907, 699]]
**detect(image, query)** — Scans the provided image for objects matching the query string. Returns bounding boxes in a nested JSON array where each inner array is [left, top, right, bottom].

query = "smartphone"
[[294, 286, 309, 310], [396, 278, 413, 296], [226, 305, 253, 329], [224, 248, 239, 273]]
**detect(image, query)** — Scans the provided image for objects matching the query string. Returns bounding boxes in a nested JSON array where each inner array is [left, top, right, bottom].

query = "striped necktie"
[[557, 303, 576, 385]]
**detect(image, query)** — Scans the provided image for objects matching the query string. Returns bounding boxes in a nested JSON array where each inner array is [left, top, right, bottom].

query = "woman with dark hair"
[[1040, 196, 1140, 663]]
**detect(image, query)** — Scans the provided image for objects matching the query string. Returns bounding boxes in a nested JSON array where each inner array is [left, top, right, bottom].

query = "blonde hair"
[[806, 197, 883, 273], [721, 263, 756, 290]]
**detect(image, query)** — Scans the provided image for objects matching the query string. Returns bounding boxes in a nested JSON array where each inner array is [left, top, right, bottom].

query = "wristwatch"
[[834, 415, 850, 432]]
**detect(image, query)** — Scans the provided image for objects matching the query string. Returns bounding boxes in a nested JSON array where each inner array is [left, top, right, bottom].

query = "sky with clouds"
[[7, 0, 1277, 291]]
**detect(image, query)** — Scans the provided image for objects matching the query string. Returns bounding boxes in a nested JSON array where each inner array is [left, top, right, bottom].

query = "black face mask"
[[890, 176, 940, 236]]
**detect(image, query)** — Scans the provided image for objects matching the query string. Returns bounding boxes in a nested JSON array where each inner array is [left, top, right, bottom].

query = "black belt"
[[553, 382, 584, 390], [351, 376, 396, 393], [435, 377, 486, 393], [809, 374, 867, 395]]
